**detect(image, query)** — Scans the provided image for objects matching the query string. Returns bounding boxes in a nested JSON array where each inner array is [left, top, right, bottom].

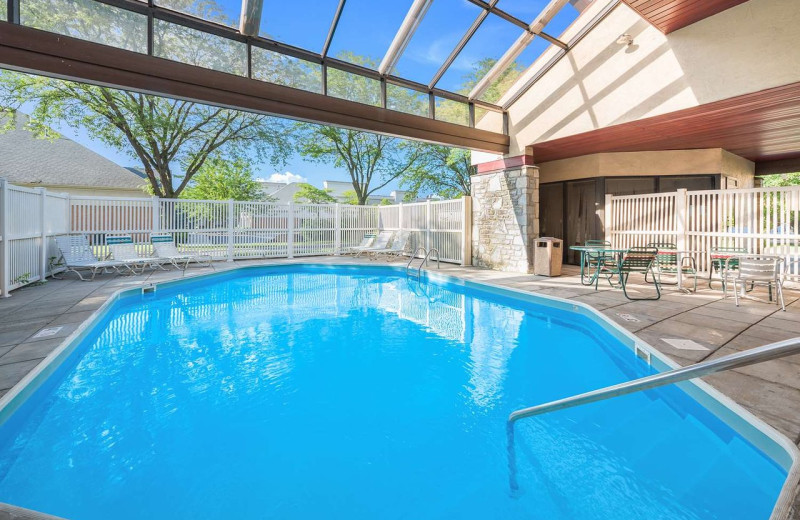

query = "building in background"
[[257, 178, 415, 205]]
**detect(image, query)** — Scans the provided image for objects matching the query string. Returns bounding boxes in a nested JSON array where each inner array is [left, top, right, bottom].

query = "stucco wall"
[[470, 166, 539, 273], [498, 0, 800, 156], [537, 149, 755, 184]]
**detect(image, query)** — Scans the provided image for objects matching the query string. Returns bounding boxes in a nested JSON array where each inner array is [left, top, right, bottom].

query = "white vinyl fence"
[[606, 186, 800, 276], [0, 178, 471, 296]]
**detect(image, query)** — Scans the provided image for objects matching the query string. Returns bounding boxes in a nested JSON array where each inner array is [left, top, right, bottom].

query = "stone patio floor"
[[1, 256, 799, 515]]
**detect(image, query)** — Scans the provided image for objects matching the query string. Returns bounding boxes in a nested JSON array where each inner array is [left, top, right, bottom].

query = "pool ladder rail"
[[406, 247, 440, 277], [506, 336, 800, 493]]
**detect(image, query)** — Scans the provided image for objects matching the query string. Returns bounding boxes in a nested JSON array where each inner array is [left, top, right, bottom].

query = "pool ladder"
[[406, 247, 440, 277], [505, 337, 800, 493]]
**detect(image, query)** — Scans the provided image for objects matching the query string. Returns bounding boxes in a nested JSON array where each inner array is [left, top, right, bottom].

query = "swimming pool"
[[0, 264, 794, 519]]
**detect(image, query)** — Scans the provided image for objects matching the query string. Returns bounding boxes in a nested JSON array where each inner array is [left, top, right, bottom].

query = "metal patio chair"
[[598, 246, 661, 300], [645, 242, 698, 292], [582, 239, 615, 285], [708, 246, 747, 290]]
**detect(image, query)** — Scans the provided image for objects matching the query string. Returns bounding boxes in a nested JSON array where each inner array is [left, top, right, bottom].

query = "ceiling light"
[[616, 33, 634, 46]]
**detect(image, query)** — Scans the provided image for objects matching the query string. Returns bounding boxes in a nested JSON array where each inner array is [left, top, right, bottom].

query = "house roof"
[[0, 114, 147, 191]]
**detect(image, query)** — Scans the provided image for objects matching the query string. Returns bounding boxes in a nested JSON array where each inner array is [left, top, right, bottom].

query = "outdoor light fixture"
[[616, 33, 634, 46]]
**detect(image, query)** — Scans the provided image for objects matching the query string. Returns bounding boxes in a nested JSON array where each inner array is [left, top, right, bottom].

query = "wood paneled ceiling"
[[624, 0, 750, 33], [531, 82, 800, 165]]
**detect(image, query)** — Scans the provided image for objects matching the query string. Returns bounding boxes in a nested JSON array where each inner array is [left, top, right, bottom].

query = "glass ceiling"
[[8, 0, 598, 127]]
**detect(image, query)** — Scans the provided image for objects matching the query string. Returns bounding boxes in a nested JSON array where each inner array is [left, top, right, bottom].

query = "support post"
[[151, 196, 161, 232], [462, 196, 472, 266], [334, 203, 341, 255], [287, 202, 295, 259], [0, 179, 9, 297], [38, 187, 47, 282], [604, 193, 613, 245], [675, 189, 688, 252], [227, 199, 235, 262]]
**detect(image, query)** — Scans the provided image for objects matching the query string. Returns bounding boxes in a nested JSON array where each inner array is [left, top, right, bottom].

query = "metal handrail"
[[420, 247, 440, 276], [506, 337, 800, 491], [406, 247, 428, 276]]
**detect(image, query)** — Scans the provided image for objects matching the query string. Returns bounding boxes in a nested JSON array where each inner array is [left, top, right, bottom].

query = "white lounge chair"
[[54, 235, 128, 281], [355, 231, 393, 258], [107, 235, 165, 274], [371, 230, 411, 261], [729, 255, 786, 311], [151, 233, 214, 269], [344, 233, 376, 255]]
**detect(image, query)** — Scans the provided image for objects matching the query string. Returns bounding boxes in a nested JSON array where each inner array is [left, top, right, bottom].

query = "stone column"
[[470, 164, 539, 273]]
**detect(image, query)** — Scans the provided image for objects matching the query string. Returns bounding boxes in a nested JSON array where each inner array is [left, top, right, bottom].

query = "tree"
[[294, 53, 429, 205], [293, 183, 337, 204], [180, 156, 265, 201], [761, 172, 800, 187], [341, 190, 361, 205], [402, 146, 474, 199], [379, 198, 393, 206], [0, 0, 291, 198]]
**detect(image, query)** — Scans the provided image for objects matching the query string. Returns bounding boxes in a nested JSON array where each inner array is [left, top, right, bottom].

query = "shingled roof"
[[0, 114, 147, 190]]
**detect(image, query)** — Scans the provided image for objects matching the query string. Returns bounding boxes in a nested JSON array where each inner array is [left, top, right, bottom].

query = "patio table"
[[569, 246, 627, 286]]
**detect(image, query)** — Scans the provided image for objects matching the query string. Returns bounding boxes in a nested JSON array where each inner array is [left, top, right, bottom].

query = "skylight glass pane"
[[252, 48, 322, 93], [259, 0, 340, 53], [155, 0, 240, 28], [327, 68, 381, 107], [497, 0, 552, 23], [20, 0, 147, 53], [477, 35, 550, 103], [392, 0, 481, 86], [328, 0, 413, 68], [153, 19, 247, 76], [387, 84, 429, 118], [544, 2, 581, 38], [435, 15, 523, 93], [475, 107, 504, 133], [435, 97, 469, 126]]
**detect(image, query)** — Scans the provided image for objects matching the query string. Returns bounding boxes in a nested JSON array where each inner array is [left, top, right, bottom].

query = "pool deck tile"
[[0, 257, 799, 518]]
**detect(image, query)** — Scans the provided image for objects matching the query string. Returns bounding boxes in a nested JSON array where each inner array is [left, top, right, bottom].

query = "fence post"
[[0, 179, 9, 297], [462, 196, 472, 266], [151, 196, 160, 232], [675, 189, 688, 252], [334, 203, 341, 255], [425, 199, 432, 252], [604, 194, 613, 245], [287, 201, 294, 259], [38, 187, 47, 282], [227, 199, 235, 262]]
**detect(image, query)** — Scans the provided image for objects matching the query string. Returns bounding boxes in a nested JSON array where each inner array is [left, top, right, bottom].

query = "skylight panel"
[[327, 0, 413, 68], [155, 0, 241, 28], [259, 0, 341, 54]]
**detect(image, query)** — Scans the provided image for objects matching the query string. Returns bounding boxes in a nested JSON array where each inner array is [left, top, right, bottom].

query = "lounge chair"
[[107, 235, 165, 274], [371, 230, 411, 261], [355, 231, 393, 257], [54, 234, 128, 281], [151, 234, 214, 269], [344, 233, 376, 255]]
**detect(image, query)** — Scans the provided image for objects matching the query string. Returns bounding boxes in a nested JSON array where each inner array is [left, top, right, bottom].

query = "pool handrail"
[[506, 336, 800, 491]]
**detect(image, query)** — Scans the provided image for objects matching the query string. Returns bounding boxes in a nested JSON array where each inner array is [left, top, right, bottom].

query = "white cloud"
[[263, 172, 307, 184]]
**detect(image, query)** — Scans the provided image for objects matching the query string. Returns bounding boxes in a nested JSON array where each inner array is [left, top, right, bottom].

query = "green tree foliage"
[[0, 0, 290, 198], [294, 53, 428, 205], [341, 190, 361, 205], [459, 57, 524, 104], [180, 157, 264, 201], [293, 183, 337, 204], [402, 147, 474, 199], [761, 172, 800, 187], [378, 198, 393, 206]]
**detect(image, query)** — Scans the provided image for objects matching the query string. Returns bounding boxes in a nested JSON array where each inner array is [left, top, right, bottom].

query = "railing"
[[606, 186, 800, 276], [0, 179, 472, 295], [506, 337, 800, 491]]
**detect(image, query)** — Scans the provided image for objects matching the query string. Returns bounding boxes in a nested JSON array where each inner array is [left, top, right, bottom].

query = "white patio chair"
[[54, 234, 128, 281], [151, 233, 214, 270], [343, 233, 376, 255], [107, 235, 165, 274], [371, 230, 412, 261], [729, 255, 786, 311], [355, 231, 394, 257]]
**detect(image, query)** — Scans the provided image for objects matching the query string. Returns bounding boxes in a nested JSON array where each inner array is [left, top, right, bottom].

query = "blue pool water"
[[0, 266, 787, 519]]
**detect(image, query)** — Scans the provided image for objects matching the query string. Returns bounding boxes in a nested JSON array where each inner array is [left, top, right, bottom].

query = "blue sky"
[[28, 0, 578, 193]]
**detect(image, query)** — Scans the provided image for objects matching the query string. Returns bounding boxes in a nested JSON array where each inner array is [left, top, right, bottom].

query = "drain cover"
[[616, 313, 640, 322], [32, 326, 63, 339]]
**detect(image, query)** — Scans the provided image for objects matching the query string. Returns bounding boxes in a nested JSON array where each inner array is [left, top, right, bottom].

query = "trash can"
[[533, 237, 563, 276]]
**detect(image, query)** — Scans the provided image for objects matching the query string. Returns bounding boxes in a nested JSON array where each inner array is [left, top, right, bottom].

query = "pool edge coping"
[[0, 262, 797, 520]]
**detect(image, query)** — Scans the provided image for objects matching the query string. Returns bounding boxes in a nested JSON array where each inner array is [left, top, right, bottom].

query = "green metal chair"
[[646, 242, 698, 292], [708, 246, 747, 290], [582, 239, 615, 285], [598, 246, 661, 300]]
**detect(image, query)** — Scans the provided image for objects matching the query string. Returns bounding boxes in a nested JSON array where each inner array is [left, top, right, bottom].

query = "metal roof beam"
[[321, 0, 346, 59], [378, 0, 433, 76]]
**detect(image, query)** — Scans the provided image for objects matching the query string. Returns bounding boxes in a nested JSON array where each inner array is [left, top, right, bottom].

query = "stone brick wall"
[[470, 166, 539, 273]]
